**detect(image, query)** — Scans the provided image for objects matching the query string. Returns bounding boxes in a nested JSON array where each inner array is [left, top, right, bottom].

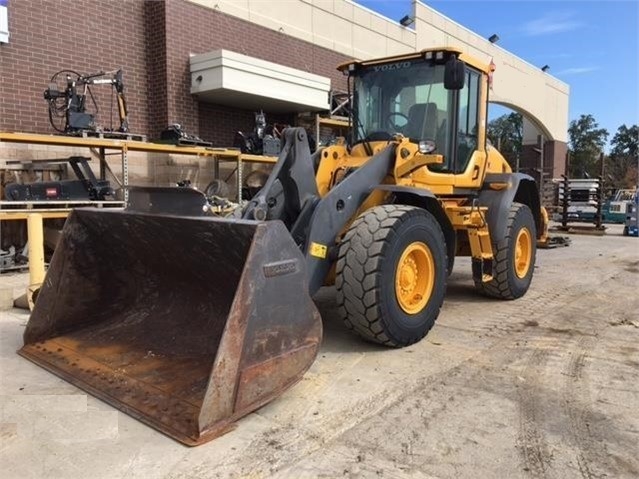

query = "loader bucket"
[[19, 208, 322, 446]]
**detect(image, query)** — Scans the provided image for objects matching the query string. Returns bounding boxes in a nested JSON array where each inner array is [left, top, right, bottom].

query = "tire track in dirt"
[[462, 280, 578, 478], [509, 280, 605, 479], [494, 261, 626, 479], [287, 260, 632, 479], [447, 281, 577, 478], [564, 334, 597, 479], [530, 268, 624, 479], [313, 283, 567, 479], [553, 270, 634, 479], [560, 321, 620, 479], [516, 343, 552, 478]]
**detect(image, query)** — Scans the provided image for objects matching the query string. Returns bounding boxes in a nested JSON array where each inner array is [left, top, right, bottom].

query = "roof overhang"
[[190, 50, 330, 113]]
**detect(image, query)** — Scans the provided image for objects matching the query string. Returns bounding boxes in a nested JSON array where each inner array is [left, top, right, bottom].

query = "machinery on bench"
[[43, 69, 130, 136], [4, 156, 113, 201]]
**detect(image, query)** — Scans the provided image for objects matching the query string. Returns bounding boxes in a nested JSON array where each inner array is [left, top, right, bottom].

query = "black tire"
[[204, 179, 230, 198], [475, 202, 536, 299], [335, 205, 447, 347]]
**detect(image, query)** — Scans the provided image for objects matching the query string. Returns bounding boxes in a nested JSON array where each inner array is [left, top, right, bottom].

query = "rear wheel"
[[336, 205, 447, 347], [475, 202, 536, 299]]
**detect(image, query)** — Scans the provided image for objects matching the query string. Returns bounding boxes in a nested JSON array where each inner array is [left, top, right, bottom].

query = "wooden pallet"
[[551, 225, 606, 236], [176, 138, 212, 147], [154, 138, 213, 147], [79, 131, 147, 142]]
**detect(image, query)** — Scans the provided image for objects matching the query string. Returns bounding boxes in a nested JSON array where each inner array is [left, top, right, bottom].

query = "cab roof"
[[337, 47, 490, 75]]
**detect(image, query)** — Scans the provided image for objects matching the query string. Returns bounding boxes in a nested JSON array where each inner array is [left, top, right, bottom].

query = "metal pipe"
[[26, 213, 45, 310]]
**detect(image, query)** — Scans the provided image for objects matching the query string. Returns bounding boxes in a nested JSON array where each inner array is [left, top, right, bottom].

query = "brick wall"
[[162, 0, 349, 144], [198, 103, 295, 148], [0, 0, 149, 135], [0, 0, 351, 196], [144, 0, 168, 140], [521, 140, 567, 181], [1, 0, 350, 146]]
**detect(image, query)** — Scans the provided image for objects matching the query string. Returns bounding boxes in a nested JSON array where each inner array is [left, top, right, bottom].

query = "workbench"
[[0, 132, 277, 201], [0, 132, 278, 308], [0, 200, 125, 309]]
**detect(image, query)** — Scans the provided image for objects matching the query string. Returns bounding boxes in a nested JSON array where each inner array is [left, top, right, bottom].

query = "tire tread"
[[336, 205, 446, 347], [476, 202, 535, 299]]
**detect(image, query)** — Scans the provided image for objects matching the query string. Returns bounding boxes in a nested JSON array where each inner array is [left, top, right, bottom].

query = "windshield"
[[352, 61, 453, 156]]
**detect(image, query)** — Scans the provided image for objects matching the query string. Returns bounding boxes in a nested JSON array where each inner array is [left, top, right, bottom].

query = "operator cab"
[[344, 50, 483, 175]]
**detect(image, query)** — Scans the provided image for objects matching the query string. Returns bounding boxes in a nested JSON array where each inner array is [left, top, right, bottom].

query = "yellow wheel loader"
[[20, 47, 547, 445]]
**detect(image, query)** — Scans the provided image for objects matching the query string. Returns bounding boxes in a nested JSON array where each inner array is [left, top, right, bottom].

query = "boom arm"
[[243, 127, 394, 295], [83, 69, 129, 133]]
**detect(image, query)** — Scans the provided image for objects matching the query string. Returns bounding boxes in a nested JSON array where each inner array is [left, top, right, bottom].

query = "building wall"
[[194, 0, 569, 144], [0, 0, 350, 146], [0, 0, 569, 144], [0, 0, 569, 184], [145, 0, 169, 140], [162, 0, 350, 144], [0, 0, 348, 191], [189, 0, 417, 58], [0, 0, 150, 135]]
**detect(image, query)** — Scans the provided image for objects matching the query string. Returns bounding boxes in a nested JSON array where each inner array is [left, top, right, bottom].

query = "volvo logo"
[[373, 61, 411, 72], [263, 259, 299, 278]]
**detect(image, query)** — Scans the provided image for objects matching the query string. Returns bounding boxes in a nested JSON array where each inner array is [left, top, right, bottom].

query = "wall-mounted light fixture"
[[399, 15, 414, 27], [541, 65, 550, 72], [488, 34, 500, 44]]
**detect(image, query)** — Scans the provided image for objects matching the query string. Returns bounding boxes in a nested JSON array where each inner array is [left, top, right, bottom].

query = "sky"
[[355, 0, 639, 142]]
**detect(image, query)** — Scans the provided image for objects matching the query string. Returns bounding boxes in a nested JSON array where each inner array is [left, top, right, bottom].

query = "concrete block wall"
[[0, 141, 264, 198]]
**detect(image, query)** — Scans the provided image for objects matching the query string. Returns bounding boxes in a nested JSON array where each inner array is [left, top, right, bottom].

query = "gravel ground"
[[1, 224, 638, 478]]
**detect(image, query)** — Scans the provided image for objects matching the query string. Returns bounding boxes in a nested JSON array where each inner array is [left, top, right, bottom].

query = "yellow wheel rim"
[[395, 242, 435, 315], [514, 227, 532, 279]]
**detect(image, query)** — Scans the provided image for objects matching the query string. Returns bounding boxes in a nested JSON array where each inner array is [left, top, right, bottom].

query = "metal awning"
[[190, 50, 330, 112]]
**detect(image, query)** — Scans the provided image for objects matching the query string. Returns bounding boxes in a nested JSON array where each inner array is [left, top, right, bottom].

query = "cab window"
[[456, 68, 480, 173]]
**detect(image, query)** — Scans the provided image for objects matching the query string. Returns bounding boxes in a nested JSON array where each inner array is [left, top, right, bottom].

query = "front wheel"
[[336, 205, 447, 347], [475, 202, 536, 299]]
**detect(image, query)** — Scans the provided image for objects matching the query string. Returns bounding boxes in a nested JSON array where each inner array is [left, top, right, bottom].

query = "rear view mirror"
[[444, 57, 465, 90]]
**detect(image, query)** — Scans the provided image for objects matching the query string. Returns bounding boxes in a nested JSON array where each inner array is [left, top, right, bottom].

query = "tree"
[[487, 112, 522, 170], [607, 124, 638, 188], [567, 114, 608, 178]]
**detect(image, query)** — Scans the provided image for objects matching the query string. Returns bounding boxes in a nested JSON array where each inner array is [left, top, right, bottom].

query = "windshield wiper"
[[348, 74, 373, 156]]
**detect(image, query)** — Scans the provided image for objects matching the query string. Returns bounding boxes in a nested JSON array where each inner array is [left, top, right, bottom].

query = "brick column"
[[144, 0, 168, 140], [521, 139, 567, 181]]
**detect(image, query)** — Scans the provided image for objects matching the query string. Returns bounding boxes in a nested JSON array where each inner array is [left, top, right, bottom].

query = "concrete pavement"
[[1, 225, 638, 478]]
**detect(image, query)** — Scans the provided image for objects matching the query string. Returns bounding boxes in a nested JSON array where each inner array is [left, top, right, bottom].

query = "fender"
[[478, 173, 542, 244]]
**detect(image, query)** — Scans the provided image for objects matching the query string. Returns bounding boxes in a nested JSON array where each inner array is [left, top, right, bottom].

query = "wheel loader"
[[19, 47, 547, 446]]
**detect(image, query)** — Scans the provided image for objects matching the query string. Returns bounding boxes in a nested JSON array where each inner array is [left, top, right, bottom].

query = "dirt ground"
[[1, 224, 638, 478]]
